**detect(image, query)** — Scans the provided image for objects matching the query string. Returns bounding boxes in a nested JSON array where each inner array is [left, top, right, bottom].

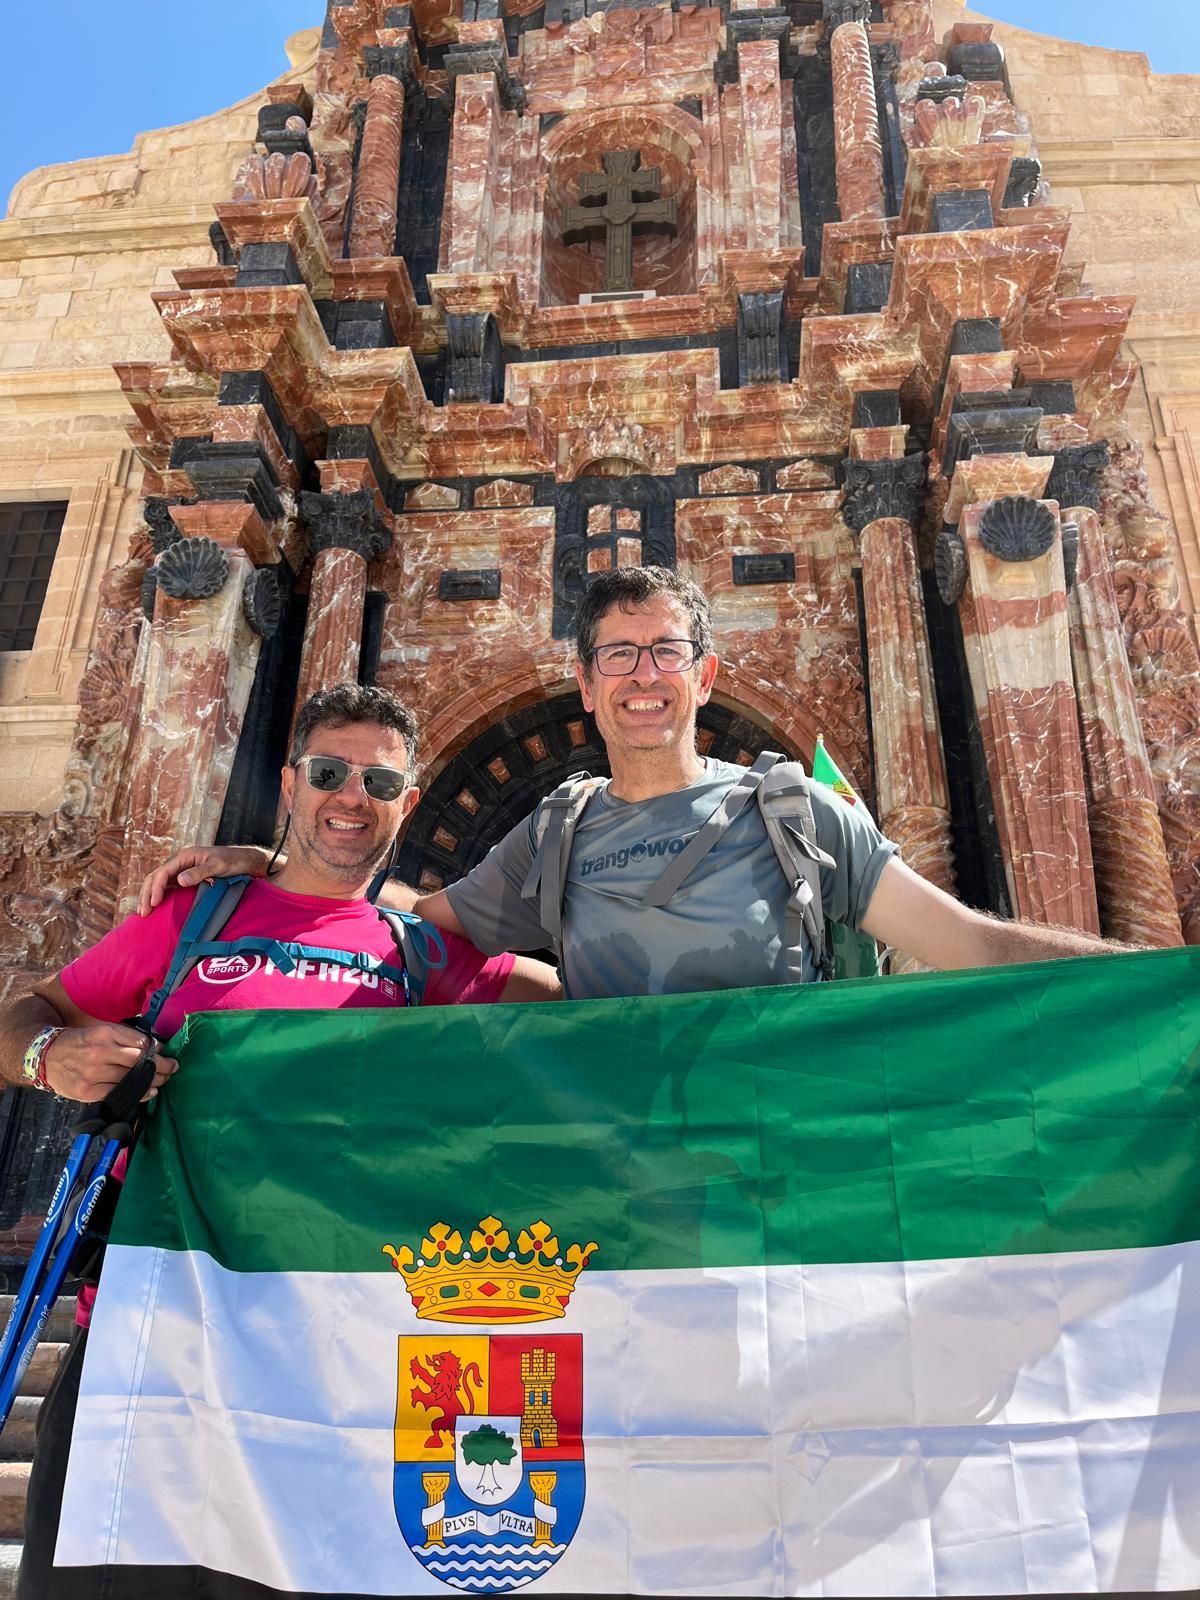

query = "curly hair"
[[288, 684, 419, 770]]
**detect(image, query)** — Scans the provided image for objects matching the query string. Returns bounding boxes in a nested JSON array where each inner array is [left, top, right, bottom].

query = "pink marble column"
[[294, 488, 391, 708], [860, 518, 956, 898], [830, 23, 886, 223], [1067, 509, 1183, 947], [348, 65, 405, 260], [116, 538, 261, 913], [957, 495, 1101, 934], [845, 453, 955, 972]]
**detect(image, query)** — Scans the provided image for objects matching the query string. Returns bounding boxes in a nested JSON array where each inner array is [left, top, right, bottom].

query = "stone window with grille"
[[0, 502, 65, 651]]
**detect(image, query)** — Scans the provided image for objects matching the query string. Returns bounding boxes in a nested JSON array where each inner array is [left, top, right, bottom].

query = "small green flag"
[[811, 733, 862, 808], [812, 735, 884, 979]]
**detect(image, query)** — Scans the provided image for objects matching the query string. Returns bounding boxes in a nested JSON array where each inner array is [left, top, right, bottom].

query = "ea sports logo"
[[197, 953, 263, 984]]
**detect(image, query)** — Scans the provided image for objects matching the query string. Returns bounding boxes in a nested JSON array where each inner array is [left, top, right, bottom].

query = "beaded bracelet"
[[21, 1025, 64, 1093]]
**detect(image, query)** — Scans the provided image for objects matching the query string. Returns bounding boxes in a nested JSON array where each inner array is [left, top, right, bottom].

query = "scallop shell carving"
[[934, 528, 967, 604], [242, 566, 284, 639], [978, 495, 1057, 563], [155, 536, 230, 601]]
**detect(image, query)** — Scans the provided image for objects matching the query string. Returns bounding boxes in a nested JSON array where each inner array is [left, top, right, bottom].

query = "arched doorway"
[[397, 690, 791, 891]]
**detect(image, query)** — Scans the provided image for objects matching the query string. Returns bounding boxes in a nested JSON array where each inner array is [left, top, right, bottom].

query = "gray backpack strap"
[[757, 760, 837, 983], [640, 752, 778, 907], [520, 774, 603, 945]]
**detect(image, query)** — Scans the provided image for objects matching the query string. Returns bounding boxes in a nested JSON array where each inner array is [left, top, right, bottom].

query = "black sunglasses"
[[296, 755, 411, 803]]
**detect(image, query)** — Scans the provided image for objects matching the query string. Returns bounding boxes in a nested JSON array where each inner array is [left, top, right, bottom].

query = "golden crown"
[[383, 1216, 597, 1326]]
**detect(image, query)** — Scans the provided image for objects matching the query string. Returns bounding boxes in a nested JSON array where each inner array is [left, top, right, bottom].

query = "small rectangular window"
[[0, 502, 66, 651]]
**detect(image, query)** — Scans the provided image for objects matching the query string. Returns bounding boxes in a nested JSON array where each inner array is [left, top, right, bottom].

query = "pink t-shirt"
[[60, 880, 514, 1323]]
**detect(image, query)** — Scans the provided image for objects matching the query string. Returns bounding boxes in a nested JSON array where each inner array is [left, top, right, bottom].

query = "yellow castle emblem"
[[383, 1215, 597, 1325]]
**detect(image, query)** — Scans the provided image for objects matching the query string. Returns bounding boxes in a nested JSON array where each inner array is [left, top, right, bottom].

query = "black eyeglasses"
[[591, 640, 701, 676], [295, 755, 411, 803]]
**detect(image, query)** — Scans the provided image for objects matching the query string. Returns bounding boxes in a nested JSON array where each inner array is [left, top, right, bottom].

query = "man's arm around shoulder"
[[861, 856, 1135, 970]]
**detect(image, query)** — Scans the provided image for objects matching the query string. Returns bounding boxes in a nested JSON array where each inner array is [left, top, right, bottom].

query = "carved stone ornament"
[[242, 565, 285, 638], [1047, 441, 1111, 513], [934, 527, 968, 604], [299, 488, 392, 560], [142, 496, 184, 555], [141, 567, 159, 620], [841, 455, 927, 535], [978, 495, 1057, 562], [822, 0, 871, 31], [155, 536, 231, 601]]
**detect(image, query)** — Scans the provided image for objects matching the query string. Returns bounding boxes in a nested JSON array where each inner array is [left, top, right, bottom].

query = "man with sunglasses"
[[0, 683, 557, 1600]]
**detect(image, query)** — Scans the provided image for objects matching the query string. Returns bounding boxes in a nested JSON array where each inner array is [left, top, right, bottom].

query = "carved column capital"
[[841, 455, 927, 535], [1047, 441, 1110, 512], [445, 40, 527, 113], [364, 40, 417, 87], [822, 0, 871, 33], [299, 489, 391, 561]]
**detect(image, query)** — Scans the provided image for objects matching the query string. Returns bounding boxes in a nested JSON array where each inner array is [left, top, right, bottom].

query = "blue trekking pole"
[[0, 1050, 156, 1432]]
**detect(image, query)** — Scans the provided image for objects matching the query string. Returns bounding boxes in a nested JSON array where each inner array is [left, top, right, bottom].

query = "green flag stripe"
[[112, 948, 1200, 1276]]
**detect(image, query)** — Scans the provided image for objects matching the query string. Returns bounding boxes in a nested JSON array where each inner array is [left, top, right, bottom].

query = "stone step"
[[0, 1540, 19, 1600], [0, 1296, 75, 1348], [0, 1464, 27, 1540], [0, 1398, 38, 1464], [14, 1341, 65, 1400]]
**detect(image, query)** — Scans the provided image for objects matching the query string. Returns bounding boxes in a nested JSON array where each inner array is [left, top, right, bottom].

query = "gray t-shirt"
[[445, 760, 899, 1000]]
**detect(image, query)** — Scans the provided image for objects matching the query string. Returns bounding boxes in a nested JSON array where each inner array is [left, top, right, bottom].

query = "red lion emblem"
[[409, 1350, 484, 1450]]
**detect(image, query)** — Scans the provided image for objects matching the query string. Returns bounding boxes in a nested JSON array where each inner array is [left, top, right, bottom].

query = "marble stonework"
[[0, 0, 1199, 1011]]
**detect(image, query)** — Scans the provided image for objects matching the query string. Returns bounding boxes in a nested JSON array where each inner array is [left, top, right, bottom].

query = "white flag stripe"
[[57, 1241, 1200, 1595]]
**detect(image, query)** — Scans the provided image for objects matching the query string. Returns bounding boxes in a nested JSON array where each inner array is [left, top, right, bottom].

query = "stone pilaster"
[[116, 538, 261, 913], [846, 458, 956, 970], [957, 494, 1101, 933], [295, 489, 391, 705], [348, 43, 409, 260], [829, 20, 886, 223], [1067, 509, 1182, 947]]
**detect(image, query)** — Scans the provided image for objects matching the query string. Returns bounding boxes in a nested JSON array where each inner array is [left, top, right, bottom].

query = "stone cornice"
[[0, 367, 130, 415], [0, 204, 215, 262], [1124, 316, 1200, 367], [1040, 138, 1200, 187]]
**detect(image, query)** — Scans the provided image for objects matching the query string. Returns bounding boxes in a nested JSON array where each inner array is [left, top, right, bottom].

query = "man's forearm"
[[942, 911, 1133, 971], [0, 992, 65, 1090]]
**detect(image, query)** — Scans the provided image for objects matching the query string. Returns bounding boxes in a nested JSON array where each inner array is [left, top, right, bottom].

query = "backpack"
[[521, 750, 867, 984], [139, 874, 448, 1034]]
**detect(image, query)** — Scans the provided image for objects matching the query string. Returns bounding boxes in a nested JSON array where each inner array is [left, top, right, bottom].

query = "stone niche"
[[540, 107, 701, 305]]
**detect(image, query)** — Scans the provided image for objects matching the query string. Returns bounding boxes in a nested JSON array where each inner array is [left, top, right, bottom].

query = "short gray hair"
[[575, 567, 713, 664]]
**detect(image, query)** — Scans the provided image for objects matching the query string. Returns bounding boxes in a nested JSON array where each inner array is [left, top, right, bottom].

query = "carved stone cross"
[[562, 150, 678, 293]]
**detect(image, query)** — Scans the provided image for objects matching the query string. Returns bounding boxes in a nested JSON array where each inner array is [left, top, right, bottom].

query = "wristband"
[[22, 1025, 65, 1093]]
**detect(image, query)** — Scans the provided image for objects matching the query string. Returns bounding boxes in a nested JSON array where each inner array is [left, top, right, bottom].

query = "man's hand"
[[138, 844, 273, 916], [42, 1023, 176, 1104]]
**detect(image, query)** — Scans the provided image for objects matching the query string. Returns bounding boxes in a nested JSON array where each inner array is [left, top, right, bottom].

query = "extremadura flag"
[[53, 947, 1200, 1597]]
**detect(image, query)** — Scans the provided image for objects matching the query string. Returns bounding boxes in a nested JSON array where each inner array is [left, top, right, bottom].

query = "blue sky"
[[1, 2, 1197, 217]]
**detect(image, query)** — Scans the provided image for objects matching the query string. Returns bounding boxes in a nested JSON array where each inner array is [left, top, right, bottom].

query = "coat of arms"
[[384, 1216, 594, 1595]]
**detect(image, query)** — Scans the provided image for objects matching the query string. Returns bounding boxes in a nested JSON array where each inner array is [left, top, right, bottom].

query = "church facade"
[[0, 0, 1198, 1255]]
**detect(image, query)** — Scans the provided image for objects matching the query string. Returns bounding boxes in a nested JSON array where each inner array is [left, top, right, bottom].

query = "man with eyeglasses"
[[0, 682, 557, 1600]]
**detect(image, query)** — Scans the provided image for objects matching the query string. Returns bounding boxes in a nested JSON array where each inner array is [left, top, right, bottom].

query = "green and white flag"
[[56, 947, 1200, 1598]]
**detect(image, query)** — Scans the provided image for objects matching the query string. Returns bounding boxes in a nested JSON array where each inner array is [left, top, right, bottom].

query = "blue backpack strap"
[[376, 910, 447, 1007], [143, 876, 252, 1033]]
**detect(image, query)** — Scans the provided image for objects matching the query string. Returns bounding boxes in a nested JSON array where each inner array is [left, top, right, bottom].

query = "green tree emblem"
[[461, 1422, 517, 1497]]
